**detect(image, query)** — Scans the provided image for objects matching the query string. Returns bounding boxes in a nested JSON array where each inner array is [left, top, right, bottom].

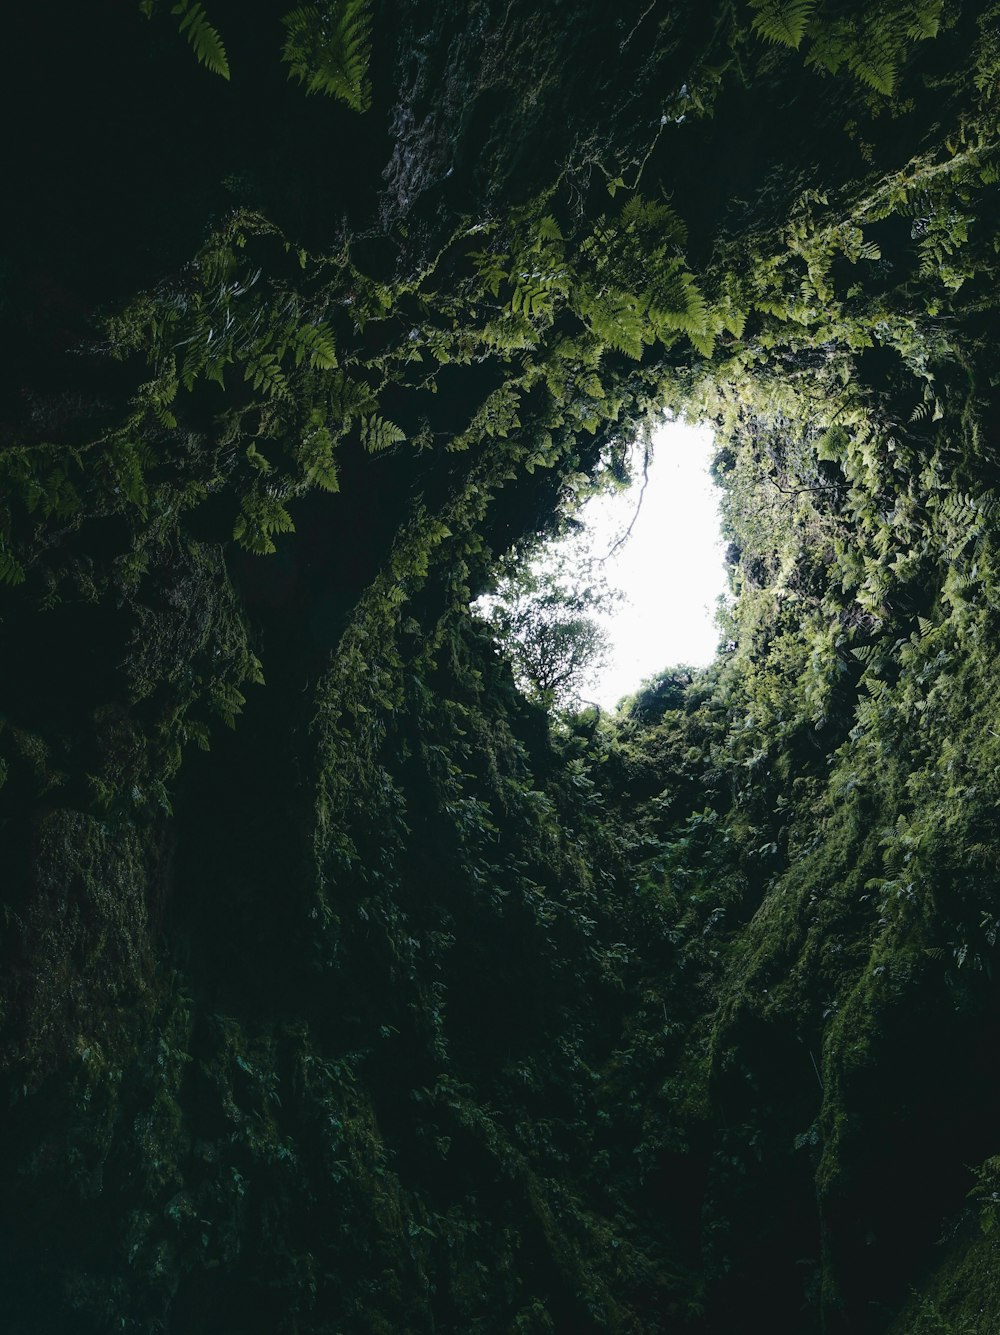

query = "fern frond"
[[748, 0, 817, 50], [803, 25, 850, 75], [171, 0, 230, 80], [210, 681, 247, 728], [577, 287, 647, 360], [619, 196, 688, 250], [905, 0, 943, 40], [243, 351, 290, 400], [0, 541, 25, 586], [233, 494, 295, 555], [647, 266, 709, 336], [299, 424, 340, 491], [293, 322, 338, 369], [281, 1, 373, 111], [361, 415, 405, 453], [327, 370, 377, 423], [848, 50, 897, 96], [510, 275, 557, 320], [470, 249, 507, 298]]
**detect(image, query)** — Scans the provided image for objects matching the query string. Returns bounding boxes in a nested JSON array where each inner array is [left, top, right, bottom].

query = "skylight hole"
[[574, 413, 727, 709], [478, 414, 728, 712]]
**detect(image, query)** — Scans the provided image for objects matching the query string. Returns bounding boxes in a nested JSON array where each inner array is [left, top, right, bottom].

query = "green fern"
[[327, 369, 377, 423], [281, 1, 373, 111], [848, 49, 897, 96], [243, 350, 290, 400], [299, 420, 340, 491], [209, 681, 247, 727], [803, 22, 852, 75], [618, 195, 688, 251], [171, 0, 230, 80], [905, 0, 943, 41], [470, 249, 508, 299], [361, 415, 405, 453], [748, 0, 817, 50], [510, 275, 558, 320], [293, 322, 338, 369], [647, 266, 708, 334], [0, 540, 25, 586], [576, 286, 647, 360], [233, 493, 296, 555]]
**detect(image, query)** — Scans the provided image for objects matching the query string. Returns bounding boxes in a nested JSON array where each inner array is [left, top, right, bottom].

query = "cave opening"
[[570, 414, 726, 709], [3, 4, 1000, 1334], [478, 413, 727, 711]]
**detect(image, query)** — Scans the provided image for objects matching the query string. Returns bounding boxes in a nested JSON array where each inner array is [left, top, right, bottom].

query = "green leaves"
[[847, 48, 898, 96], [293, 322, 338, 370], [572, 195, 715, 357], [243, 349, 290, 399], [152, 0, 376, 103], [170, 0, 230, 80], [233, 492, 295, 555], [361, 415, 405, 453], [0, 540, 25, 586], [749, 0, 944, 97], [748, 0, 816, 50], [281, 1, 373, 110], [905, 0, 943, 41], [299, 419, 340, 492], [575, 286, 647, 360]]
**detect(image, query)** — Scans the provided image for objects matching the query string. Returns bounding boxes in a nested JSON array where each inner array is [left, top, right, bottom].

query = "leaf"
[[243, 351, 289, 399], [748, 0, 817, 50], [210, 681, 247, 727], [816, 426, 849, 461], [848, 50, 897, 96], [906, 0, 943, 40], [0, 542, 25, 586], [691, 329, 719, 359], [577, 286, 647, 360], [511, 276, 556, 320], [171, 0, 230, 80], [233, 494, 296, 555], [281, 1, 373, 111], [324, 370, 377, 438], [361, 414, 405, 453], [299, 424, 340, 491], [294, 322, 338, 369]]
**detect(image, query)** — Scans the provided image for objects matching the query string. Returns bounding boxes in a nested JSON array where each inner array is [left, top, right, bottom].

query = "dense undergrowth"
[[2, 1, 1000, 1331]]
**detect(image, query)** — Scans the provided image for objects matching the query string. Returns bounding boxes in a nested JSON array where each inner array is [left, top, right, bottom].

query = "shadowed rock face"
[[2, 3, 1000, 1333]]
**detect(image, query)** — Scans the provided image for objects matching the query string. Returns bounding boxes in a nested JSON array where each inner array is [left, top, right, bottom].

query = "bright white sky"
[[575, 416, 727, 710]]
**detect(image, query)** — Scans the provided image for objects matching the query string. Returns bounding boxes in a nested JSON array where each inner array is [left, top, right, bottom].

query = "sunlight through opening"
[[578, 415, 726, 710]]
